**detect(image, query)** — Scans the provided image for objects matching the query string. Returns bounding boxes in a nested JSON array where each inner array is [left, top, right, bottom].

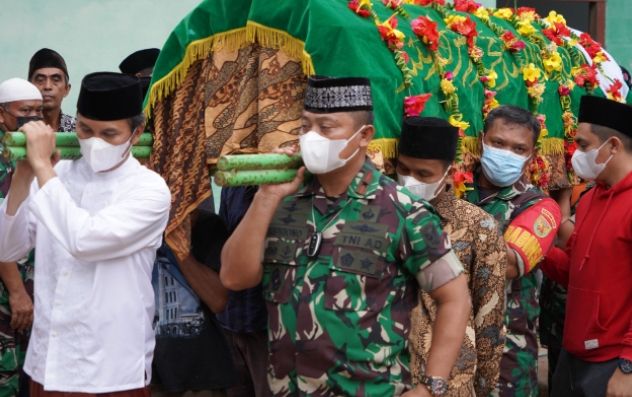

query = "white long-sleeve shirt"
[[0, 156, 171, 393]]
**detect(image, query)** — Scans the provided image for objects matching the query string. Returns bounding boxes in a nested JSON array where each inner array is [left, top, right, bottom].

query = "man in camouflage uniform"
[[0, 78, 40, 396], [396, 117, 507, 397], [221, 76, 472, 396], [463, 106, 561, 397]]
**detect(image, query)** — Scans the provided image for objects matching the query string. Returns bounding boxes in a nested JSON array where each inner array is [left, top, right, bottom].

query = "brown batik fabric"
[[409, 189, 507, 397], [149, 44, 307, 260]]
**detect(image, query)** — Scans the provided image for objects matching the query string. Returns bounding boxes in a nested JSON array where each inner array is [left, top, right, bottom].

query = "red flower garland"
[[411, 16, 440, 51], [347, 0, 371, 17], [404, 93, 432, 117], [500, 31, 526, 52]]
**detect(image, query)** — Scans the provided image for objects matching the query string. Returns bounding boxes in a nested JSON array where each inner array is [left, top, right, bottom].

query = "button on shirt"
[[0, 156, 171, 393]]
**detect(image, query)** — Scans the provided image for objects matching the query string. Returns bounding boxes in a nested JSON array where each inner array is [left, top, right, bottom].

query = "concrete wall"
[[0, 0, 200, 114], [606, 0, 632, 72]]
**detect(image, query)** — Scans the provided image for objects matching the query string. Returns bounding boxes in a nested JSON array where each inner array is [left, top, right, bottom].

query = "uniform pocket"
[[325, 247, 389, 312]]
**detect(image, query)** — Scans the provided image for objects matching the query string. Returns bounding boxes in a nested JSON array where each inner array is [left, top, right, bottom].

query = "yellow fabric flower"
[[522, 63, 541, 83], [543, 52, 562, 73], [518, 10, 537, 23], [440, 78, 456, 95], [493, 8, 513, 20], [448, 114, 470, 131], [593, 51, 608, 65], [539, 128, 549, 140], [444, 15, 467, 27], [545, 11, 566, 26], [527, 83, 545, 101], [517, 20, 536, 36], [474, 7, 490, 21], [487, 70, 498, 88]]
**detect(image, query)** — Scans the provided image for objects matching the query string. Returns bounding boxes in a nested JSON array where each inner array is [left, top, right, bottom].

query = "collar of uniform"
[[295, 159, 380, 200], [467, 168, 529, 204]]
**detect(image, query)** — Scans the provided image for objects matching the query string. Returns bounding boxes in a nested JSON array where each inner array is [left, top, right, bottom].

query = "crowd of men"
[[0, 46, 630, 397]]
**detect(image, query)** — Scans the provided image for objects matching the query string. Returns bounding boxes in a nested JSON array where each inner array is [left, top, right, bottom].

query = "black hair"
[[591, 124, 632, 153], [484, 105, 540, 145], [349, 110, 374, 128], [127, 113, 145, 131]]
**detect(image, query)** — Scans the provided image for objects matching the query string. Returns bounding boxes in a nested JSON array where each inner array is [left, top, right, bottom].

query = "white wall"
[[0, 0, 201, 114]]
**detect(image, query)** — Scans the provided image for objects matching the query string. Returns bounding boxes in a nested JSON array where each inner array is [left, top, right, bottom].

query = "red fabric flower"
[[579, 33, 604, 59], [608, 80, 623, 101], [377, 16, 404, 50], [411, 16, 440, 51], [448, 16, 478, 48], [454, 0, 481, 13], [404, 93, 432, 117], [573, 64, 598, 89], [558, 85, 571, 96], [347, 0, 371, 17], [500, 31, 526, 52], [542, 23, 570, 46], [415, 0, 445, 5]]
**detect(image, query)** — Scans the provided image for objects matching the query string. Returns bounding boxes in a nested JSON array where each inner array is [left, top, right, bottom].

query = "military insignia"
[[280, 214, 296, 225], [340, 252, 354, 268], [533, 208, 556, 238], [360, 206, 379, 222], [360, 258, 373, 270], [350, 224, 378, 233]]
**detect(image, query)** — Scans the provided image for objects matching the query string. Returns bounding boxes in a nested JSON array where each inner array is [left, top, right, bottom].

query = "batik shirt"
[[464, 179, 544, 397], [262, 160, 464, 397], [410, 189, 507, 397]]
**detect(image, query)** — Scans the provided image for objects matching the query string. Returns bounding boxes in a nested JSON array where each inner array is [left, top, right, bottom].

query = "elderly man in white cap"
[[0, 77, 42, 396]]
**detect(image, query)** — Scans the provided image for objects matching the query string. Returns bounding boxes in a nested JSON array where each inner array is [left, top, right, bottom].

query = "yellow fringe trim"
[[462, 136, 481, 156], [145, 22, 315, 116], [371, 136, 565, 159], [540, 138, 565, 155], [368, 138, 398, 159]]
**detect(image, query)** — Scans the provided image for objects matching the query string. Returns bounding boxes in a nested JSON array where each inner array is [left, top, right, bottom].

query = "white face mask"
[[79, 135, 133, 173], [397, 168, 450, 202], [571, 139, 613, 181], [299, 126, 364, 174]]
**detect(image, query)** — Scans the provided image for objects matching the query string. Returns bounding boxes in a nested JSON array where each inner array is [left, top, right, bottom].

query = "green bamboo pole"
[[217, 153, 302, 171], [7, 146, 152, 160], [214, 169, 298, 187], [4, 132, 154, 147]]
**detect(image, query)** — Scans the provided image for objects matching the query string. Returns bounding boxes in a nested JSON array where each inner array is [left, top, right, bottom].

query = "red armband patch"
[[504, 198, 561, 274]]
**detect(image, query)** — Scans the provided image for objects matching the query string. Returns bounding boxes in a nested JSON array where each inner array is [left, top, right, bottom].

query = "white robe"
[[0, 156, 171, 393]]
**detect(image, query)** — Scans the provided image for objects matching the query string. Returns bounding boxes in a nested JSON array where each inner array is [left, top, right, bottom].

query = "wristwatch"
[[619, 358, 632, 374], [420, 375, 448, 396]]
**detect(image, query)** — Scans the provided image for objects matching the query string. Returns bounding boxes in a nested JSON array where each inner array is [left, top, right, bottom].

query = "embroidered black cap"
[[304, 76, 373, 113]]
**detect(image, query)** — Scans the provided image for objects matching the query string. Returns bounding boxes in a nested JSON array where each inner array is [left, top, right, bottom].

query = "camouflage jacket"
[[262, 160, 464, 396], [410, 189, 507, 397], [464, 178, 545, 397], [0, 135, 35, 395]]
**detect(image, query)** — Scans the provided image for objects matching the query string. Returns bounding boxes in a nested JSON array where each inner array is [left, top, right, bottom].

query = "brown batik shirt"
[[409, 188, 507, 397]]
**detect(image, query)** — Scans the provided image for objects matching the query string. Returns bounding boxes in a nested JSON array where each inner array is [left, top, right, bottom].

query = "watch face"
[[621, 359, 632, 374]]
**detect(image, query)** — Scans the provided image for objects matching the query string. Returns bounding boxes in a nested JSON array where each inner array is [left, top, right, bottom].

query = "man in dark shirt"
[[217, 187, 270, 397]]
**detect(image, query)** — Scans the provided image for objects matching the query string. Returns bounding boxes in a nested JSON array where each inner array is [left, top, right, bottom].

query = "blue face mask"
[[480, 143, 529, 187]]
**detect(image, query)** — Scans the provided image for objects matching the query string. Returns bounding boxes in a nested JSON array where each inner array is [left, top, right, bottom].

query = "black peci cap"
[[77, 72, 142, 121]]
